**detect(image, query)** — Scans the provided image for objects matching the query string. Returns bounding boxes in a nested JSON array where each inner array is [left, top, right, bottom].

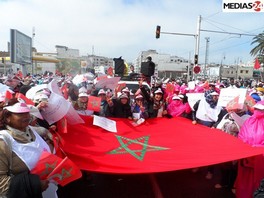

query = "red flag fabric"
[[226, 96, 241, 111], [16, 71, 23, 78], [245, 94, 256, 113], [254, 58, 261, 69], [116, 83, 126, 93], [5, 90, 13, 100], [31, 152, 82, 186], [87, 96, 101, 112], [97, 75, 108, 81], [15, 93, 35, 105], [48, 157, 82, 186], [107, 67, 113, 76], [57, 117, 67, 134], [31, 151, 63, 180], [58, 116, 264, 174], [61, 84, 68, 99], [166, 83, 174, 94]]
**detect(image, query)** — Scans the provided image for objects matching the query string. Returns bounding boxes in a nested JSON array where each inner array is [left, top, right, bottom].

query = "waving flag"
[[15, 93, 35, 105], [166, 83, 174, 94], [87, 96, 101, 112], [5, 90, 13, 100], [31, 152, 82, 186], [226, 96, 240, 111], [245, 94, 256, 113], [254, 58, 261, 69], [48, 157, 82, 186], [31, 151, 63, 180], [58, 116, 264, 174]]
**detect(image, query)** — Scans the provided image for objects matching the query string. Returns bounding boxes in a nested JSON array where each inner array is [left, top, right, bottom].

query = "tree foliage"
[[250, 32, 264, 63], [56, 58, 81, 75]]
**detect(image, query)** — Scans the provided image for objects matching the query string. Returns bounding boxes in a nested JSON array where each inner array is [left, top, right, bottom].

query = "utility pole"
[[204, 37, 210, 79], [193, 15, 201, 80], [194, 15, 201, 64], [187, 52, 191, 81], [32, 27, 35, 75]]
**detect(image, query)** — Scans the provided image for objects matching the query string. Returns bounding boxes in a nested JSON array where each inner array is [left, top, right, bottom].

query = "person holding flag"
[[235, 100, 264, 198], [0, 101, 57, 198]]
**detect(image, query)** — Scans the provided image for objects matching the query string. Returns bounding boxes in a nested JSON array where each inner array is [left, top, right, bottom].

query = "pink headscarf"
[[238, 100, 264, 147], [167, 100, 191, 117]]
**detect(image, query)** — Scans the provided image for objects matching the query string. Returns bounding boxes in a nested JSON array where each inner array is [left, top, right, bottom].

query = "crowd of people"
[[0, 71, 264, 198]]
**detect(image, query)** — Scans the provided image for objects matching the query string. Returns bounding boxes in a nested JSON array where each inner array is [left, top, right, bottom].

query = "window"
[[240, 70, 243, 73]]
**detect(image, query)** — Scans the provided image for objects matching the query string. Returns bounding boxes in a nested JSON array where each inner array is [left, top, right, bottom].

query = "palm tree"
[[251, 31, 264, 81], [250, 31, 264, 63]]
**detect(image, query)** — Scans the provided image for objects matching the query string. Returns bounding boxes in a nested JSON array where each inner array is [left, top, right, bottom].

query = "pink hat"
[[135, 94, 143, 100], [210, 91, 219, 96], [79, 92, 89, 97], [4, 102, 30, 113], [121, 87, 130, 93], [98, 89, 106, 95], [154, 88, 163, 94], [172, 95, 180, 100], [253, 100, 264, 110], [119, 93, 128, 99]]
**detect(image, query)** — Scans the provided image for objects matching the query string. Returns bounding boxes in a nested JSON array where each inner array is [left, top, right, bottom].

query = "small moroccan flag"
[[87, 96, 101, 112], [48, 157, 82, 186], [15, 93, 35, 105], [31, 152, 82, 186], [166, 83, 174, 94], [5, 90, 13, 100], [226, 96, 241, 111], [245, 94, 256, 113], [31, 151, 63, 180], [116, 83, 126, 92], [107, 67, 114, 76]]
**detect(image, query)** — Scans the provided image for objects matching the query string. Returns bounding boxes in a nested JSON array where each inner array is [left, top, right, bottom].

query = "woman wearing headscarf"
[[106, 93, 132, 119], [167, 94, 192, 118], [131, 94, 149, 121], [139, 80, 168, 118], [0, 102, 56, 198], [235, 100, 264, 198]]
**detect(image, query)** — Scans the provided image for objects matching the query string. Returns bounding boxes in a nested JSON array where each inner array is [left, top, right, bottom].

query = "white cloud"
[[0, 0, 263, 64]]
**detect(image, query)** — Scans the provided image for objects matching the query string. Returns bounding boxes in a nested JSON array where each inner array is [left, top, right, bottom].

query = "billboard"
[[10, 29, 32, 64]]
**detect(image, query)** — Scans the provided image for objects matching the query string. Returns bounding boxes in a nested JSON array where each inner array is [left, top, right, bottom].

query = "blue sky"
[[0, 0, 263, 65]]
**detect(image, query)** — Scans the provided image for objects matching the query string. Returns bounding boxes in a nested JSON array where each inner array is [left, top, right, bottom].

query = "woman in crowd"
[[74, 87, 94, 116], [106, 93, 132, 119], [139, 79, 168, 118], [0, 102, 56, 198], [167, 94, 192, 118], [94, 89, 108, 117], [131, 94, 149, 121], [235, 100, 264, 198]]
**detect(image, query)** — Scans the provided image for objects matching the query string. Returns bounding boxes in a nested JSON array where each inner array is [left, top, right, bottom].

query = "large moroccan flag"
[[58, 116, 264, 174]]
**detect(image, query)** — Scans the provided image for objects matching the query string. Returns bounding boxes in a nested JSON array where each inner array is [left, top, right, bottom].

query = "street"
[[58, 166, 236, 198]]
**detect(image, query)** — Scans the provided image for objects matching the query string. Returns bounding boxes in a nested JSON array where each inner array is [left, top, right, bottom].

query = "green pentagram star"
[[40, 161, 58, 177], [108, 135, 169, 161], [49, 167, 73, 181]]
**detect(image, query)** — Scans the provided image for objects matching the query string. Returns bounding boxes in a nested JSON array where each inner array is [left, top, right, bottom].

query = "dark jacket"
[[106, 98, 132, 118], [8, 171, 42, 198], [140, 86, 167, 118]]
